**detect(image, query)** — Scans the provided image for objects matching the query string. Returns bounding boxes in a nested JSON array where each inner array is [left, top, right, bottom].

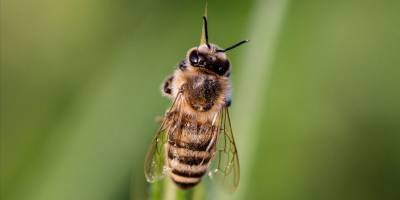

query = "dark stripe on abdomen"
[[167, 149, 211, 165], [172, 168, 204, 178], [172, 179, 199, 189]]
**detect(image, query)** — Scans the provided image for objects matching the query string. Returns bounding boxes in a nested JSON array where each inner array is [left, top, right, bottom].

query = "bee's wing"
[[144, 125, 168, 183], [144, 93, 183, 183], [208, 107, 240, 192]]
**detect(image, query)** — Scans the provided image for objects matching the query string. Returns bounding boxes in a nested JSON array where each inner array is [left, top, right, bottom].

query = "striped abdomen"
[[165, 116, 217, 189]]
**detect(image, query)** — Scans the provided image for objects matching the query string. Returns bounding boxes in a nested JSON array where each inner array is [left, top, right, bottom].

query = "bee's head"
[[187, 44, 230, 76], [186, 16, 249, 76]]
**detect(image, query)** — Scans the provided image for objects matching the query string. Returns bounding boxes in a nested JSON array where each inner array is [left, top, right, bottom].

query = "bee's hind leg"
[[161, 75, 174, 97]]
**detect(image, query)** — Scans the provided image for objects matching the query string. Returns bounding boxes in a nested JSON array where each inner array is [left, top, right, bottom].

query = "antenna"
[[217, 40, 249, 52], [200, 3, 210, 48], [202, 16, 210, 48]]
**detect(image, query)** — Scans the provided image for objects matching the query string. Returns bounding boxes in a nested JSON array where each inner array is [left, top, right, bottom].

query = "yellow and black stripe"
[[166, 118, 216, 189]]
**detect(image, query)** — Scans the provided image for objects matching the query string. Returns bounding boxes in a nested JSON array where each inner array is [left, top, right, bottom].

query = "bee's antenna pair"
[[202, 13, 248, 52], [202, 16, 248, 52]]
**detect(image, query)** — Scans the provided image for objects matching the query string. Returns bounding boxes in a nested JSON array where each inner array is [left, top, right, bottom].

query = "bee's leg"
[[161, 75, 174, 97], [178, 60, 187, 71], [225, 96, 232, 107]]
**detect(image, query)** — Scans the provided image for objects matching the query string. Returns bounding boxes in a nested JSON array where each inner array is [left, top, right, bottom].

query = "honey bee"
[[144, 13, 248, 191]]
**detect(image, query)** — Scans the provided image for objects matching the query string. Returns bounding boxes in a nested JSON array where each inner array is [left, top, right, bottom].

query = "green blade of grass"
[[147, 178, 197, 200], [147, 179, 164, 200], [215, 0, 290, 199]]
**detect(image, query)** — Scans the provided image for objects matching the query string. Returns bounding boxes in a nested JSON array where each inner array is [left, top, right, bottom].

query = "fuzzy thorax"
[[172, 68, 230, 122]]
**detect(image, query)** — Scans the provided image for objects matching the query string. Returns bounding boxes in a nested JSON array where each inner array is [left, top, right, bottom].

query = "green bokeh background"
[[1, 0, 399, 200]]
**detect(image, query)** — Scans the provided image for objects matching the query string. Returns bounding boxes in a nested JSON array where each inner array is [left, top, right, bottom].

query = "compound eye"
[[215, 60, 230, 75], [189, 50, 199, 65]]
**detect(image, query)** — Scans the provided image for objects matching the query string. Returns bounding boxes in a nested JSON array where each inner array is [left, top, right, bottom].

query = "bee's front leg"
[[161, 75, 174, 97]]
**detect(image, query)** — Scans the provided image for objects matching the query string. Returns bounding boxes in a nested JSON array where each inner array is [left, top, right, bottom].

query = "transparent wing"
[[208, 107, 240, 191], [144, 93, 183, 183], [144, 126, 168, 183]]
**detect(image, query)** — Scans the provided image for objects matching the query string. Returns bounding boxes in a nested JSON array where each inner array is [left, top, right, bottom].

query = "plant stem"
[[148, 180, 164, 200], [148, 179, 204, 200]]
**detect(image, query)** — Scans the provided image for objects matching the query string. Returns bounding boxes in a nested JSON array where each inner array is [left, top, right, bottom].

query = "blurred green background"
[[1, 0, 400, 200]]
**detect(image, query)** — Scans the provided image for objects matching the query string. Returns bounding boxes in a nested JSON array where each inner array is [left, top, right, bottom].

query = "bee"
[[144, 12, 248, 191]]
